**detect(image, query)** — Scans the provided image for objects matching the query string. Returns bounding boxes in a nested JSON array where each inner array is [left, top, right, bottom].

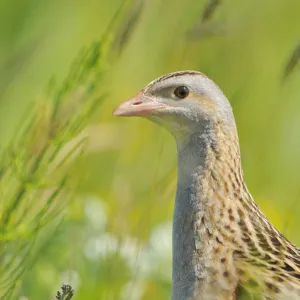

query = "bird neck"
[[172, 123, 300, 299], [172, 123, 243, 300]]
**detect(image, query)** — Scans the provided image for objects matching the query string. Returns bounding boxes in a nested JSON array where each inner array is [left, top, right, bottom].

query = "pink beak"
[[113, 92, 166, 117]]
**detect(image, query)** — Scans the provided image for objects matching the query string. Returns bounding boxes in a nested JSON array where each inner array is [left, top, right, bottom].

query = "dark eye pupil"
[[174, 86, 189, 99]]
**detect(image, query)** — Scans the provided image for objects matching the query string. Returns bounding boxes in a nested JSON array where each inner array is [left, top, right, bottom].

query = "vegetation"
[[0, 0, 300, 299], [56, 284, 74, 300]]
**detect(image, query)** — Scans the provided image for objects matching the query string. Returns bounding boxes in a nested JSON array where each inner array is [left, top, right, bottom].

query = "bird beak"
[[113, 92, 166, 117]]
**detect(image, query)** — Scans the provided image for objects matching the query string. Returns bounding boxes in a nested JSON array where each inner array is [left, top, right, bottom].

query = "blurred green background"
[[1, 0, 300, 299]]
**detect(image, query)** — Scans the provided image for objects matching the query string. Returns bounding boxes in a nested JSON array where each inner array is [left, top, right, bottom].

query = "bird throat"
[[172, 125, 243, 300]]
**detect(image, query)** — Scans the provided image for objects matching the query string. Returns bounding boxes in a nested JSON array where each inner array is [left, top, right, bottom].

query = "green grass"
[[1, 0, 300, 299]]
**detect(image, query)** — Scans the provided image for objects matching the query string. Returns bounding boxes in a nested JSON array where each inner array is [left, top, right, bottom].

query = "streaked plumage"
[[113, 71, 300, 300]]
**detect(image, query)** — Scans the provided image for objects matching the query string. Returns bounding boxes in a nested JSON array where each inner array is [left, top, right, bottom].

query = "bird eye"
[[174, 86, 189, 99]]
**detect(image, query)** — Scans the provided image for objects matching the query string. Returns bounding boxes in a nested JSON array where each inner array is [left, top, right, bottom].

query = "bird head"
[[113, 71, 235, 141]]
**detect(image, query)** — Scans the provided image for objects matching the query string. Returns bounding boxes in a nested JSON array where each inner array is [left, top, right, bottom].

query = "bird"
[[113, 71, 300, 300]]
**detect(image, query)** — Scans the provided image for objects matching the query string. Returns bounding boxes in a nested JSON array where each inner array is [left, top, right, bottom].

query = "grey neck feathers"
[[171, 119, 240, 300], [171, 127, 215, 300]]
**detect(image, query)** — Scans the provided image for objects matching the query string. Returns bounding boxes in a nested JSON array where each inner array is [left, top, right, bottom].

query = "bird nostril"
[[132, 100, 142, 105]]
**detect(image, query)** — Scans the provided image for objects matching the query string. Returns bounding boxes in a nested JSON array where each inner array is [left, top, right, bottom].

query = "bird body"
[[114, 71, 300, 299]]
